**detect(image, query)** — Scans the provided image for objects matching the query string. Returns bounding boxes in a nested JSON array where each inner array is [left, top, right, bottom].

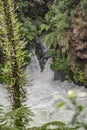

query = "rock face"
[[54, 71, 66, 82], [35, 37, 49, 71], [68, 8, 87, 86], [70, 24, 87, 60]]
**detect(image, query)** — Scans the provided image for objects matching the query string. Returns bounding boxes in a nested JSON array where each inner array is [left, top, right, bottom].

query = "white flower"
[[68, 90, 76, 98]]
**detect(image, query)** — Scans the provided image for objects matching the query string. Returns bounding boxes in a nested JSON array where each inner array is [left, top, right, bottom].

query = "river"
[[0, 54, 87, 128]]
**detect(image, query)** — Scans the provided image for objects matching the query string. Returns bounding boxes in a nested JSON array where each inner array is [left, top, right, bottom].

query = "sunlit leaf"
[[57, 101, 65, 108]]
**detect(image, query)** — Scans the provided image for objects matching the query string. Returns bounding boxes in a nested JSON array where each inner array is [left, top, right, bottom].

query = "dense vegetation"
[[0, 0, 32, 129], [14, 0, 87, 86], [0, 0, 87, 85], [40, 0, 87, 85], [0, 0, 87, 130]]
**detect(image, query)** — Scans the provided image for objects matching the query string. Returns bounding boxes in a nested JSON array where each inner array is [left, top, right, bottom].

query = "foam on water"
[[26, 55, 87, 127], [0, 54, 87, 127]]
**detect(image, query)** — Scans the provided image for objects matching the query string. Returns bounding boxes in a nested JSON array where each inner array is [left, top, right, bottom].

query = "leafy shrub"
[[0, 106, 33, 130]]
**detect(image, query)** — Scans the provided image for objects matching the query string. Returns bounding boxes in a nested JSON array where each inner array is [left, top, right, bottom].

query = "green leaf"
[[78, 105, 83, 113], [45, 32, 57, 46], [40, 23, 50, 32], [57, 102, 65, 108]]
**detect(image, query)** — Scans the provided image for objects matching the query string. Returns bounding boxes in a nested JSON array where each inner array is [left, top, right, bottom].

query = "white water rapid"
[[0, 54, 87, 128], [26, 55, 87, 127]]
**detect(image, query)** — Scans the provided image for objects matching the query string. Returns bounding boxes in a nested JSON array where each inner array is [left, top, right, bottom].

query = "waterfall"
[[0, 53, 87, 127], [26, 54, 41, 80], [35, 37, 49, 71], [26, 53, 54, 82], [25, 54, 87, 127]]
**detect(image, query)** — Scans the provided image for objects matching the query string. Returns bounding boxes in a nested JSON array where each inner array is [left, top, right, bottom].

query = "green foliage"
[[51, 57, 68, 72], [5, 107, 33, 130], [50, 52, 70, 80], [40, 23, 50, 33], [73, 67, 85, 83], [39, 0, 76, 81], [41, 0, 81, 40], [0, 0, 28, 106], [0, 1, 33, 129], [81, 0, 87, 14], [20, 17, 36, 42], [72, 66, 87, 86], [0, 64, 5, 83], [77, 105, 83, 113], [40, 4, 69, 47], [57, 101, 65, 108], [45, 32, 58, 47], [17, 0, 29, 12], [15, 0, 38, 43], [0, 106, 33, 130], [39, 0, 87, 83]]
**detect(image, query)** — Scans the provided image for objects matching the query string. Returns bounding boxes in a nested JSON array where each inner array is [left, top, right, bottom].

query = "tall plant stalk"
[[0, 0, 27, 109], [0, 0, 30, 128]]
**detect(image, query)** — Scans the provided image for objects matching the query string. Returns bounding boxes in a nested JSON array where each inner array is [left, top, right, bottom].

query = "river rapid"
[[0, 54, 87, 128]]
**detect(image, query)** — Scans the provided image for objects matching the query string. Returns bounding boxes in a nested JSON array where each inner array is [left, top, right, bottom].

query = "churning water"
[[0, 54, 87, 128], [26, 55, 87, 127]]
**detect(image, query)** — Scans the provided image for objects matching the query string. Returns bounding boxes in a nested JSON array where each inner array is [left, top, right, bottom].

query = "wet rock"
[[54, 70, 66, 82]]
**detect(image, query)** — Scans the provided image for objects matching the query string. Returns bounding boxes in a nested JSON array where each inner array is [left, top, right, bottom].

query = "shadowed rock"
[[54, 70, 66, 82]]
